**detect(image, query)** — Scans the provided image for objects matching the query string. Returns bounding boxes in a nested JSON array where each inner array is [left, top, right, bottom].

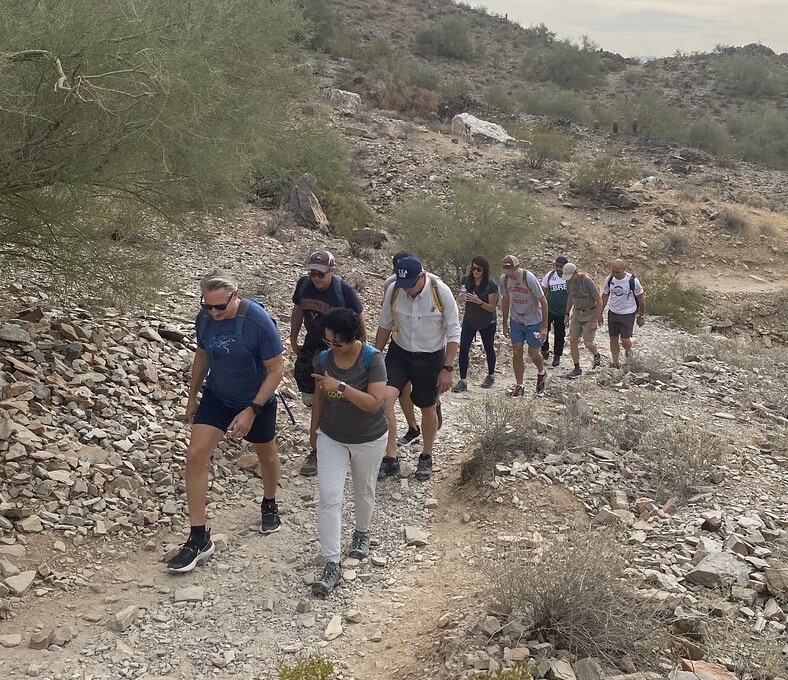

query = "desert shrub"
[[262, 209, 290, 237], [663, 231, 690, 257], [460, 397, 542, 485], [414, 15, 474, 61], [352, 39, 440, 91], [637, 425, 730, 500], [474, 663, 535, 680], [717, 207, 749, 234], [374, 81, 439, 118], [688, 116, 733, 156], [524, 124, 575, 168], [278, 655, 333, 680], [485, 86, 518, 114], [615, 92, 689, 142], [638, 271, 702, 328], [392, 181, 541, 285], [522, 37, 603, 90], [511, 85, 596, 125], [322, 191, 374, 237], [572, 145, 640, 197], [728, 106, 788, 170], [715, 53, 788, 97], [489, 527, 666, 665], [298, 0, 354, 56]]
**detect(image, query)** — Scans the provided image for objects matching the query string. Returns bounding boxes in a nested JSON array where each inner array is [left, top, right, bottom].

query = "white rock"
[[323, 614, 343, 641], [5, 570, 36, 596], [0, 633, 22, 647], [174, 586, 204, 603], [404, 526, 428, 546], [451, 113, 515, 147]]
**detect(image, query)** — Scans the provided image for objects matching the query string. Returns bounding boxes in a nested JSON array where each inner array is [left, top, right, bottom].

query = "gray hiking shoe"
[[481, 374, 495, 388], [452, 379, 468, 393], [565, 366, 582, 379], [312, 561, 342, 596], [415, 454, 433, 481], [347, 530, 370, 559], [299, 450, 317, 476]]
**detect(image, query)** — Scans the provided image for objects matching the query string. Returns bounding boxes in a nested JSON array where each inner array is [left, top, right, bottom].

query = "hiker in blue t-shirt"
[[167, 269, 285, 574], [290, 249, 365, 477]]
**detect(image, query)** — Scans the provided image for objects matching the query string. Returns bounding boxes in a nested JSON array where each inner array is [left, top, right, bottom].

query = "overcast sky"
[[464, 1, 788, 58]]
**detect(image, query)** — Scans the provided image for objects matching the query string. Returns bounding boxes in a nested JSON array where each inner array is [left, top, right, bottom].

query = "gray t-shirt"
[[313, 346, 388, 444], [499, 270, 545, 326], [568, 274, 599, 316]]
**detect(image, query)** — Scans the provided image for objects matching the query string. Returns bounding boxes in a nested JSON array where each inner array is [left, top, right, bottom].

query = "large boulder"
[[451, 113, 515, 147], [286, 174, 329, 231], [685, 552, 751, 588], [327, 89, 361, 111]]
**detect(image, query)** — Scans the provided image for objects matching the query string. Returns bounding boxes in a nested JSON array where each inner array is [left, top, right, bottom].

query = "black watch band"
[[442, 365, 453, 372], [250, 402, 265, 416]]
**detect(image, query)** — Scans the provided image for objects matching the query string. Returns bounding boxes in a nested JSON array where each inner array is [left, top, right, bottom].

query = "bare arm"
[[227, 353, 285, 440], [186, 347, 209, 422], [374, 326, 391, 351], [310, 383, 325, 451], [312, 375, 387, 413], [358, 311, 368, 343], [290, 304, 303, 353]]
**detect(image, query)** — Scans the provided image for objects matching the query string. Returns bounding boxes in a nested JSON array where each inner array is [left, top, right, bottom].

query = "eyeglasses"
[[323, 338, 346, 348], [200, 293, 235, 311], [471, 266, 483, 272], [309, 270, 330, 279]]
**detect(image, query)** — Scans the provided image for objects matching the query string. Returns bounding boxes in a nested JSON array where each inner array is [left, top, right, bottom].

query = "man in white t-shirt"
[[600, 259, 645, 368]]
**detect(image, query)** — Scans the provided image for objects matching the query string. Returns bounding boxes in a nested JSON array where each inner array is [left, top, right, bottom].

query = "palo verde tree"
[[1, 0, 313, 301]]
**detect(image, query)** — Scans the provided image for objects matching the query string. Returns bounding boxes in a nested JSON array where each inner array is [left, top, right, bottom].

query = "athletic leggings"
[[541, 312, 566, 357], [458, 321, 497, 379]]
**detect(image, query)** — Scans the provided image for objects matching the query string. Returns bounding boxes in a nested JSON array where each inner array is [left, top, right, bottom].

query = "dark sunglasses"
[[323, 338, 346, 348], [200, 292, 235, 311], [309, 269, 330, 279], [471, 266, 483, 272]]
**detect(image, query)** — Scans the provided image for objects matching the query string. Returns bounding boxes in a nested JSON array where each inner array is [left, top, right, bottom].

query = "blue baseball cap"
[[394, 256, 423, 288]]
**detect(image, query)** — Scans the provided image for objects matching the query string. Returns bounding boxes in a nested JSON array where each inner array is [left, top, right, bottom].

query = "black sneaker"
[[481, 374, 495, 388], [167, 532, 214, 573], [415, 454, 433, 481], [299, 450, 317, 476], [260, 499, 281, 535], [312, 561, 342, 596], [378, 456, 400, 481], [397, 426, 421, 446], [541, 349, 549, 360], [592, 354, 602, 369], [565, 366, 582, 379], [436, 401, 443, 430], [347, 530, 370, 559], [551, 356, 561, 367]]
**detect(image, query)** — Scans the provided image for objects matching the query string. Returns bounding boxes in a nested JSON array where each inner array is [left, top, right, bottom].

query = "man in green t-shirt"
[[540, 255, 570, 368]]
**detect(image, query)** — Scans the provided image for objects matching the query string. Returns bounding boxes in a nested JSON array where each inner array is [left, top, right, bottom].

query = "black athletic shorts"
[[194, 388, 277, 444], [608, 311, 637, 339], [385, 341, 444, 409]]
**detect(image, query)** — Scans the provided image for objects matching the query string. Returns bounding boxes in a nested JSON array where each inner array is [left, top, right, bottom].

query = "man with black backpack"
[[290, 249, 366, 476], [168, 269, 285, 573], [600, 259, 646, 368]]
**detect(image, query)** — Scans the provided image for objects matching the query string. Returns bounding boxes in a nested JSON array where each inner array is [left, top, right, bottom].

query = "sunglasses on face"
[[310, 269, 330, 279], [471, 266, 483, 272], [323, 338, 346, 348], [200, 292, 235, 311]]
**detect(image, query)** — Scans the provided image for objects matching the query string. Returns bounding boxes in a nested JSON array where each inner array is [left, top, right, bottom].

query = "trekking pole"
[[276, 390, 297, 426]]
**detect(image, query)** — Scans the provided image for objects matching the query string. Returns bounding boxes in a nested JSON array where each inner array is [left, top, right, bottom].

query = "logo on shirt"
[[325, 389, 345, 399]]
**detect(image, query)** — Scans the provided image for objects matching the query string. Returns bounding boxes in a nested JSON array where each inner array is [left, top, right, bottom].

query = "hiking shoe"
[[378, 456, 400, 481], [536, 372, 547, 395], [347, 530, 370, 559], [415, 454, 433, 481], [260, 499, 282, 535], [312, 561, 342, 596], [452, 379, 468, 393], [481, 374, 495, 388], [508, 384, 524, 397], [167, 532, 214, 573], [541, 348, 549, 360], [592, 354, 602, 369], [551, 356, 561, 368], [299, 450, 317, 476], [611, 357, 620, 369], [436, 401, 443, 430], [397, 426, 421, 446], [565, 366, 582, 379]]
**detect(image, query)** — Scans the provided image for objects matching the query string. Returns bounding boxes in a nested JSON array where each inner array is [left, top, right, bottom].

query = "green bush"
[[728, 106, 788, 170], [688, 115, 732, 156], [615, 92, 689, 142], [277, 656, 334, 680], [350, 39, 440, 91], [572, 145, 640, 197], [511, 86, 602, 126], [525, 124, 575, 168], [323, 191, 374, 237], [414, 15, 474, 61], [374, 80, 439, 118], [475, 662, 536, 680], [715, 53, 788, 97], [392, 181, 541, 285], [522, 37, 603, 90], [484, 86, 518, 114], [639, 271, 703, 328]]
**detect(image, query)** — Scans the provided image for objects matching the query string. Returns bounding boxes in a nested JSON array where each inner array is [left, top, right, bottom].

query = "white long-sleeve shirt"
[[379, 275, 461, 353]]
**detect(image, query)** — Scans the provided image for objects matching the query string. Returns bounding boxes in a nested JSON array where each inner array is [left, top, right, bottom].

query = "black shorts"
[[294, 345, 321, 394], [608, 311, 637, 339], [385, 341, 444, 408], [194, 389, 277, 444]]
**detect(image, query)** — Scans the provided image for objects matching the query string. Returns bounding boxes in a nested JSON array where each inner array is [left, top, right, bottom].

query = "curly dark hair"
[[321, 307, 363, 344]]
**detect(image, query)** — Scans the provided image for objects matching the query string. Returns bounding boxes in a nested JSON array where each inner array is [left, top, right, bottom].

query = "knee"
[[185, 445, 211, 472]]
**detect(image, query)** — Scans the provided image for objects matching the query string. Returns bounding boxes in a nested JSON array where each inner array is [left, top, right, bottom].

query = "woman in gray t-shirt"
[[309, 308, 388, 596]]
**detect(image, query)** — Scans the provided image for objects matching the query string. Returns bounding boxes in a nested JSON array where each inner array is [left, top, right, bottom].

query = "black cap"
[[555, 255, 569, 266]]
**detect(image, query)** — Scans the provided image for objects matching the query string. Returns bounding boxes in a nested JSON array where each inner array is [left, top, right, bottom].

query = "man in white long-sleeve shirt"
[[375, 256, 461, 481]]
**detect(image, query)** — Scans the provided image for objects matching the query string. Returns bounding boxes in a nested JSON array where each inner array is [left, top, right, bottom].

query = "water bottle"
[[459, 284, 467, 304]]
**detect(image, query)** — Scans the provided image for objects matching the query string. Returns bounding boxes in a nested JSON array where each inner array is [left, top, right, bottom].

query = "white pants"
[[316, 429, 387, 563]]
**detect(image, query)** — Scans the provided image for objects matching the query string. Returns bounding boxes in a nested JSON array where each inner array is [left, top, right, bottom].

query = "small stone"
[[50, 626, 73, 646], [0, 324, 31, 343], [345, 609, 363, 623], [574, 657, 604, 680], [610, 491, 628, 511], [28, 629, 53, 650], [547, 659, 577, 680], [479, 615, 500, 637], [686, 553, 751, 588], [370, 555, 387, 567], [343, 569, 357, 582], [296, 599, 311, 614], [15, 516, 43, 533], [403, 526, 428, 546], [0, 633, 22, 647], [424, 498, 438, 509], [5, 570, 36, 596], [174, 585, 204, 603], [323, 614, 343, 641], [0, 560, 20, 578], [340, 557, 360, 569], [111, 605, 138, 632]]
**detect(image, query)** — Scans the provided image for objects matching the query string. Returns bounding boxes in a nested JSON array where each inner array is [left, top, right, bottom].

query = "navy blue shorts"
[[194, 389, 277, 444]]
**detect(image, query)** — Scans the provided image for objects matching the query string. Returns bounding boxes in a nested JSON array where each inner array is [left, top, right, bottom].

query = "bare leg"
[[383, 385, 400, 459], [420, 404, 438, 457], [185, 424, 225, 526], [610, 335, 621, 363], [255, 440, 280, 499], [512, 342, 525, 384], [584, 339, 599, 356], [398, 382, 418, 430], [569, 336, 581, 364], [528, 346, 545, 372]]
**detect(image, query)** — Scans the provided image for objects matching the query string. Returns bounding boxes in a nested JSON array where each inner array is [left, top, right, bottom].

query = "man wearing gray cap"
[[291, 249, 366, 475], [562, 262, 603, 378]]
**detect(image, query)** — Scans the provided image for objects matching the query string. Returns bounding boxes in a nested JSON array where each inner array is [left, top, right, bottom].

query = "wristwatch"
[[250, 402, 265, 416], [442, 365, 453, 373], [337, 382, 347, 393]]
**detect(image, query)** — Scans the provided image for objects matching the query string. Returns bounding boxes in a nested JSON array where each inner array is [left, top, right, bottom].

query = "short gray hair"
[[200, 269, 238, 295]]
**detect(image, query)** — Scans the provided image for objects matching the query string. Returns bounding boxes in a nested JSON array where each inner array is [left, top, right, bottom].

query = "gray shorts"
[[608, 311, 636, 338]]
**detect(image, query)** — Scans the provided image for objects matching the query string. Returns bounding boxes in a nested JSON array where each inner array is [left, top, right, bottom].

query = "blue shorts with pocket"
[[194, 388, 277, 444], [510, 320, 543, 348]]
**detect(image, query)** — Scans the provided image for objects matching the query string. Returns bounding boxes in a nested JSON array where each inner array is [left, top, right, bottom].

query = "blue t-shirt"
[[292, 275, 363, 347], [196, 302, 283, 409]]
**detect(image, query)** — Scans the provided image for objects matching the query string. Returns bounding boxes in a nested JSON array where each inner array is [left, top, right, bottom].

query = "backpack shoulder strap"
[[427, 274, 445, 314], [362, 343, 377, 370], [234, 298, 252, 337], [332, 275, 346, 308], [319, 348, 330, 371], [606, 274, 614, 291]]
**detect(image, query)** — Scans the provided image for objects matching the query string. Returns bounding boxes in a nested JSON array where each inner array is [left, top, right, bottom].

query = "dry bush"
[[375, 81, 439, 119], [717, 207, 749, 235], [489, 527, 667, 667], [663, 231, 690, 257], [473, 664, 535, 680], [625, 352, 675, 383], [636, 425, 730, 500], [459, 397, 543, 485], [262, 209, 290, 237]]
